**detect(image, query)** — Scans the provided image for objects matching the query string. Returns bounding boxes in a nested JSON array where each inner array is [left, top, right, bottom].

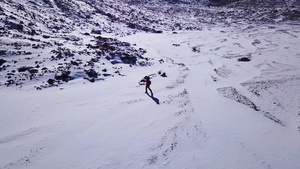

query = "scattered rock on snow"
[[263, 111, 284, 126], [217, 86, 258, 111], [158, 70, 167, 77], [192, 46, 201, 53], [211, 75, 218, 82], [5, 79, 15, 86]]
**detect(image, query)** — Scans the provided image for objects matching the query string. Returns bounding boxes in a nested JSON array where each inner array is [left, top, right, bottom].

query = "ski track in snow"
[[1, 25, 300, 169], [0, 128, 38, 144]]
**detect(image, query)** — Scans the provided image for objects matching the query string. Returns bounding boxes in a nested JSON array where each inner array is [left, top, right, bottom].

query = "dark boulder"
[[8, 22, 24, 31], [0, 59, 6, 66], [238, 57, 251, 62], [28, 68, 38, 74], [43, 35, 50, 38], [128, 23, 136, 29], [47, 78, 55, 85], [158, 71, 167, 77], [70, 60, 79, 66], [103, 73, 112, 77], [85, 69, 98, 78], [18, 66, 34, 72], [0, 50, 6, 56], [5, 79, 15, 86], [55, 71, 71, 82], [120, 55, 137, 65], [91, 29, 101, 34], [28, 22, 35, 27], [161, 72, 167, 77]]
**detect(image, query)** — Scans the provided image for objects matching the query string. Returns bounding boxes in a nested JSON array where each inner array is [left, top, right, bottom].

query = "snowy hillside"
[[1, 0, 300, 169]]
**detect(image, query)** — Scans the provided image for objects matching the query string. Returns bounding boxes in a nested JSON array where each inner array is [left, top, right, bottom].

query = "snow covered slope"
[[1, 0, 300, 169], [1, 24, 300, 169]]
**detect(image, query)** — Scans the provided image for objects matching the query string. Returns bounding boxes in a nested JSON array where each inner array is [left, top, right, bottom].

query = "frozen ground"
[[1, 23, 300, 169]]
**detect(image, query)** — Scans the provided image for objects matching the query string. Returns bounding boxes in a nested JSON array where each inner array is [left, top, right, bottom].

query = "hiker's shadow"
[[146, 93, 160, 105]]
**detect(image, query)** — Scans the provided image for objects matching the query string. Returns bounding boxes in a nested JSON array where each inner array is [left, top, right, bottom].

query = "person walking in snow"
[[145, 76, 153, 95]]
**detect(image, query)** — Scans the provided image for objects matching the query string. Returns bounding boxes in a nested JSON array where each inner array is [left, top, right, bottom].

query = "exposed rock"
[[120, 55, 137, 65], [18, 66, 34, 72], [91, 29, 101, 34], [5, 79, 15, 86], [70, 60, 79, 66], [217, 86, 258, 111], [0, 59, 6, 66], [43, 35, 51, 39], [103, 73, 112, 77], [6, 21, 23, 31], [0, 50, 7, 56], [238, 57, 251, 62], [161, 72, 167, 77], [55, 71, 71, 82], [158, 70, 167, 77], [47, 78, 55, 85], [192, 46, 201, 53], [28, 68, 38, 74], [85, 69, 98, 78]]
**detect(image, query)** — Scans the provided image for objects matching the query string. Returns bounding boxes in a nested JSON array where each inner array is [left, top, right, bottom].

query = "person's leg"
[[149, 87, 153, 95]]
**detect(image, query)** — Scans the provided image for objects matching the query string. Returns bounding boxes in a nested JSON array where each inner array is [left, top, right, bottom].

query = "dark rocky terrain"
[[0, 0, 299, 89]]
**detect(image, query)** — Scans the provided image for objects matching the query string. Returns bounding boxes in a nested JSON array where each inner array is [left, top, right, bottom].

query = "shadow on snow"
[[146, 93, 160, 105]]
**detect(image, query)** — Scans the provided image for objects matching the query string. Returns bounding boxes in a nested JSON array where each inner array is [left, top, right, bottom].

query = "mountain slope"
[[1, 25, 300, 169], [1, 1, 300, 169]]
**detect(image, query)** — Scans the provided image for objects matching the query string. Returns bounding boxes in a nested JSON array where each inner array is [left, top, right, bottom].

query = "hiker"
[[145, 76, 153, 95]]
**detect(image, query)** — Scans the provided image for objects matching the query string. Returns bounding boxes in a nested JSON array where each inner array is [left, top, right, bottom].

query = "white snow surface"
[[1, 24, 300, 169]]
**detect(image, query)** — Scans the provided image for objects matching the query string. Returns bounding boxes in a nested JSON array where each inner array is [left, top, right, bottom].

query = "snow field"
[[1, 24, 300, 169]]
